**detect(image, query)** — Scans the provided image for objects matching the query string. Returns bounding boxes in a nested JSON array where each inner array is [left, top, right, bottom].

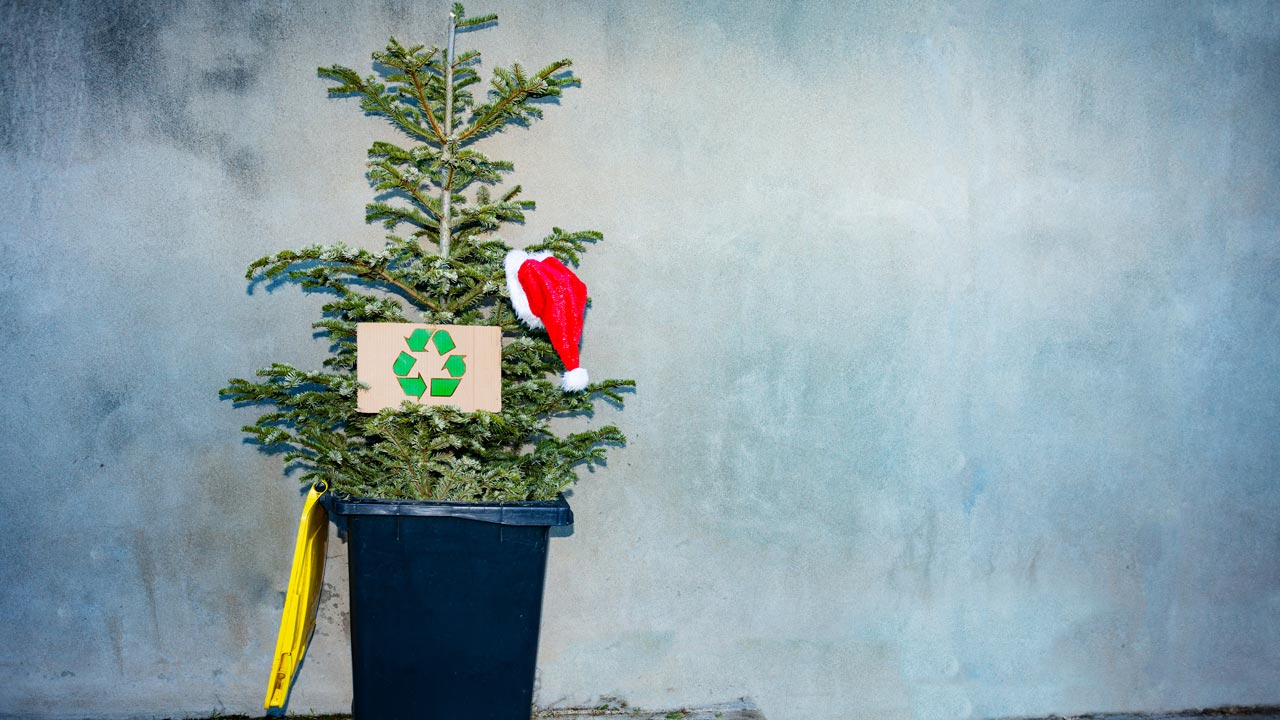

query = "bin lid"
[[328, 492, 573, 526], [264, 482, 330, 713]]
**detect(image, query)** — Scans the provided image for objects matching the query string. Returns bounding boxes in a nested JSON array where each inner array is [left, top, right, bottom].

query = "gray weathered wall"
[[2, 1, 1278, 719]]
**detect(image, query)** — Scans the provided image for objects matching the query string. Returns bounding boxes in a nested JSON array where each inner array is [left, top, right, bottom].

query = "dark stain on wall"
[[0, 3, 27, 152], [105, 613, 125, 675], [3, 0, 274, 187], [223, 592, 249, 651], [221, 144, 267, 187], [82, 0, 172, 103], [200, 55, 257, 94], [131, 528, 163, 644]]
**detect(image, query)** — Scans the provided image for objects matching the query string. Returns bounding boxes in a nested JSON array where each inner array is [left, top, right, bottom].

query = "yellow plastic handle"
[[264, 482, 330, 711]]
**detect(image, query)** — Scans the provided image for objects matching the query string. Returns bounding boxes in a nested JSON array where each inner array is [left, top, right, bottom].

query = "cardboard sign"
[[356, 323, 502, 413]]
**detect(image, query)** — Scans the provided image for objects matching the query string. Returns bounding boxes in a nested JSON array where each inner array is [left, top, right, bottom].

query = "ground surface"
[[994, 710, 1280, 720], [1018, 707, 1280, 712], [159, 700, 765, 720], [154, 704, 1280, 720], [536, 701, 765, 720]]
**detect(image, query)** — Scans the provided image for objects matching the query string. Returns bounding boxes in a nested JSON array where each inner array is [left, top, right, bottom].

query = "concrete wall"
[[2, 1, 1278, 719]]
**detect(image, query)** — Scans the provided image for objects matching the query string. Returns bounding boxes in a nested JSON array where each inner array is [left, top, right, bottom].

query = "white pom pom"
[[562, 367, 589, 392]]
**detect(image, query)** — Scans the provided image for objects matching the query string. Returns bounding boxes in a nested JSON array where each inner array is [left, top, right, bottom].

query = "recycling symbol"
[[392, 328, 467, 399]]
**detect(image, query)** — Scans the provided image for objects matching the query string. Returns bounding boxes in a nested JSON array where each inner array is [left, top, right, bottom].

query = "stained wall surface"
[[2, 2, 1278, 719]]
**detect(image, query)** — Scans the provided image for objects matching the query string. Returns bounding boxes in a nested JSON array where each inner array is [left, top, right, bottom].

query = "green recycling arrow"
[[393, 351, 417, 376], [442, 355, 466, 378], [391, 328, 467, 400], [432, 330, 456, 354], [397, 375, 427, 398], [430, 378, 461, 397], [405, 328, 432, 352]]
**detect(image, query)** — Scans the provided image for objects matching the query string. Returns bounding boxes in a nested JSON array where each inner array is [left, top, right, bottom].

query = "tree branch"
[[337, 261, 442, 312], [407, 50, 447, 144], [447, 271, 503, 312]]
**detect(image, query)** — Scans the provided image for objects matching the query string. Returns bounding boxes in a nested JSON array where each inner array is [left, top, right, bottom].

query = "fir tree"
[[221, 5, 632, 502]]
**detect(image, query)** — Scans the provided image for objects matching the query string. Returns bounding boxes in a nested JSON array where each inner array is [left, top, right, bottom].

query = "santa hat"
[[505, 250, 590, 391]]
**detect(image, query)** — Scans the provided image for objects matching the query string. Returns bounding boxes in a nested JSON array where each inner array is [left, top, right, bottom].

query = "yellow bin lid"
[[264, 482, 330, 713]]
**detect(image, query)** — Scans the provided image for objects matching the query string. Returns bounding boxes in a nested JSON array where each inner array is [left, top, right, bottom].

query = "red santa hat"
[[505, 250, 590, 391]]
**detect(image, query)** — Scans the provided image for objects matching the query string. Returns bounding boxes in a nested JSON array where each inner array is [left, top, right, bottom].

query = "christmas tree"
[[222, 4, 632, 502]]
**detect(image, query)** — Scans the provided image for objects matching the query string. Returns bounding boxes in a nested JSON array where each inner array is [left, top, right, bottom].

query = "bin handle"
[[263, 481, 331, 712]]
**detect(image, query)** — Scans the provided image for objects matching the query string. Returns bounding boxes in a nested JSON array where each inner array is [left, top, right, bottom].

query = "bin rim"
[[325, 491, 573, 526]]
